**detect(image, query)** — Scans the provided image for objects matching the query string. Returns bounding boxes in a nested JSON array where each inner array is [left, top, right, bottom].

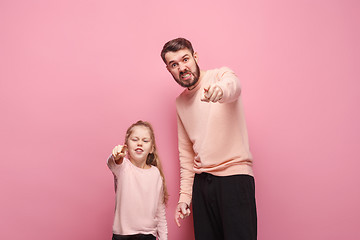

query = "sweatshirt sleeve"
[[215, 67, 242, 103], [107, 154, 122, 177], [176, 111, 196, 205], [156, 192, 168, 240]]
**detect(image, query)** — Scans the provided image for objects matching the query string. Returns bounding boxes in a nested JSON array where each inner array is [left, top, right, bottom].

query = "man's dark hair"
[[161, 37, 194, 64]]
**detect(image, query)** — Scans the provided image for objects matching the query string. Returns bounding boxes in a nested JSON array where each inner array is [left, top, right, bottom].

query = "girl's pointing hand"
[[112, 145, 127, 161]]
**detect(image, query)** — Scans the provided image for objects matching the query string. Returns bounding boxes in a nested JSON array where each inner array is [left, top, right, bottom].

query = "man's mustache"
[[180, 70, 191, 76]]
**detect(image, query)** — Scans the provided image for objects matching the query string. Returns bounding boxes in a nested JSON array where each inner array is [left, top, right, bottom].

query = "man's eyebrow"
[[168, 54, 190, 65]]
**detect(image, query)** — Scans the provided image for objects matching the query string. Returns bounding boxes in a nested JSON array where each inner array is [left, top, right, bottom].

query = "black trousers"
[[192, 172, 257, 240], [112, 233, 156, 240]]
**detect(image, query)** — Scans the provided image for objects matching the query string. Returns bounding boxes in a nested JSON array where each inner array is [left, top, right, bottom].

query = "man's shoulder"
[[175, 91, 186, 105], [205, 66, 234, 78], [211, 66, 234, 73], [176, 87, 189, 99]]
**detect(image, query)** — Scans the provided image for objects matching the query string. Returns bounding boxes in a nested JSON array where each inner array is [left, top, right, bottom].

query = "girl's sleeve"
[[156, 188, 168, 240], [107, 154, 121, 177]]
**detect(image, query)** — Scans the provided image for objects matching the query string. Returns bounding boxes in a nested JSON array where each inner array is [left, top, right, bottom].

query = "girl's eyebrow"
[[131, 136, 150, 140]]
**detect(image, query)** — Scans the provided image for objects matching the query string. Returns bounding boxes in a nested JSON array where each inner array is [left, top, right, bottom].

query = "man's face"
[[164, 49, 200, 89]]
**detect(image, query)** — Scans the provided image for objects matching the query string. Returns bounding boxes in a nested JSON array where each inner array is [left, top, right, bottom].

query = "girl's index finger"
[[120, 145, 127, 153]]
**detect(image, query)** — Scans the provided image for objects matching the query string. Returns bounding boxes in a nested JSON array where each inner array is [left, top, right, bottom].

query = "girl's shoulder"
[[125, 160, 160, 177], [146, 165, 161, 177], [150, 165, 161, 176], [143, 165, 162, 181]]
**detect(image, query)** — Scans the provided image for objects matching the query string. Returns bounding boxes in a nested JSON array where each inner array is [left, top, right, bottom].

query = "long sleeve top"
[[175, 67, 254, 205], [107, 156, 167, 239]]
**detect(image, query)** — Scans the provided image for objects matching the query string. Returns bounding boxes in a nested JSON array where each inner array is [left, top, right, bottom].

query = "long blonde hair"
[[125, 120, 169, 204]]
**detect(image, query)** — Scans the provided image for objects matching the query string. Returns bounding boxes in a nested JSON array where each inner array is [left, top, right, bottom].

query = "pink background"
[[1, 0, 359, 239]]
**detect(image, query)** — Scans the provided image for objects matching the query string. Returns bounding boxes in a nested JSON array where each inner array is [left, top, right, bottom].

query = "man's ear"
[[193, 52, 199, 62]]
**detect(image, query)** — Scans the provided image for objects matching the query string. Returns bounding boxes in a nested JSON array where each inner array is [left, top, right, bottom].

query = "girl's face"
[[126, 125, 153, 165]]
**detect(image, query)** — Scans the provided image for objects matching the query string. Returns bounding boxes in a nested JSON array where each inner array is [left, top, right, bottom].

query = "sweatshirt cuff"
[[178, 194, 192, 206]]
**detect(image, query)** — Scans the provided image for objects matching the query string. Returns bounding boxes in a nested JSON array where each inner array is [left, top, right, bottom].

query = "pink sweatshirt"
[[107, 156, 167, 239], [176, 67, 254, 205]]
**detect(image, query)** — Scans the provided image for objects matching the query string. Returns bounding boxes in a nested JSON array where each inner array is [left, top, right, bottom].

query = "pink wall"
[[1, 0, 359, 239]]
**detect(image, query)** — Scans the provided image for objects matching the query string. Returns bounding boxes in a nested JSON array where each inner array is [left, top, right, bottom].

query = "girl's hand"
[[112, 145, 127, 161]]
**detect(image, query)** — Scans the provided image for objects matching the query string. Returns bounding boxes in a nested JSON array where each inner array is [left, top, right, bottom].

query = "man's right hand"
[[201, 84, 223, 103], [175, 202, 191, 227]]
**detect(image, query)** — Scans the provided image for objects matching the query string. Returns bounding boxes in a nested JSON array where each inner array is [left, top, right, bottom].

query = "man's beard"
[[173, 63, 201, 89]]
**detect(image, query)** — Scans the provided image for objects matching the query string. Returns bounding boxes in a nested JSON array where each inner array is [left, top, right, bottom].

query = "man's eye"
[[184, 58, 189, 62], [171, 63, 177, 68]]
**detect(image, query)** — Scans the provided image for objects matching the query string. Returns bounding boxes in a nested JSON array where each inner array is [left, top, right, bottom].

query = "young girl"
[[107, 120, 168, 240]]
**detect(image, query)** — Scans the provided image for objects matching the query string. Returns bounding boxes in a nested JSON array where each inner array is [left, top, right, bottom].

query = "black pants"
[[192, 172, 257, 240], [112, 233, 156, 240]]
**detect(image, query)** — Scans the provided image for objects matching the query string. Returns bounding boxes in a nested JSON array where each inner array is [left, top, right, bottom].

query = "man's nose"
[[179, 62, 187, 72]]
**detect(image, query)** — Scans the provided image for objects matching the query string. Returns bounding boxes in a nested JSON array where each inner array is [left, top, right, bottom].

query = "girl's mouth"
[[135, 148, 143, 153]]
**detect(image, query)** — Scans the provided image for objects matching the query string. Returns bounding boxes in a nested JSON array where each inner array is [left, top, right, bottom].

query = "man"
[[161, 38, 257, 240]]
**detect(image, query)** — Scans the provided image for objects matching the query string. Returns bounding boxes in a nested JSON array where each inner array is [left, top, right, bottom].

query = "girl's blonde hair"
[[125, 120, 169, 204]]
